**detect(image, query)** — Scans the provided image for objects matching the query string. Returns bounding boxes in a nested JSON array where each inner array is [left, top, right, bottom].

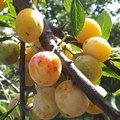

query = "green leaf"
[[96, 10, 113, 40], [7, 2, 16, 18], [0, 100, 9, 109], [0, 100, 9, 104], [0, 14, 15, 28], [110, 57, 120, 62], [0, 105, 17, 120], [40, 0, 46, 3], [0, 14, 15, 21], [114, 89, 120, 96], [0, 21, 10, 27], [104, 93, 120, 111], [112, 61, 120, 69], [101, 63, 120, 80], [0, 37, 12, 42], [64, 0, 72, 13], [0, 105, 7, 113], [71, 0, 85, 36]]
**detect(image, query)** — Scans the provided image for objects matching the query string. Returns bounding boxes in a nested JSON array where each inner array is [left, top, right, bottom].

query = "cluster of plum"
[[0, 5, 111, 119]]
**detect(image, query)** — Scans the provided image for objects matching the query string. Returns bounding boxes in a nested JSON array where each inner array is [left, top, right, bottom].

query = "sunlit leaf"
[[64, 0, 72, 13], [0, 100, 9, 109], [71, 0, 85, 36], [96, 10, 113, 40], [40, 0, 46, 3], [101, 63, 120, 80], [0, 14, 14, 21], [0, 105, 7, 113], [114, 89, 120, 96], [7, 2, 16, 18], [112, 61, 120, 69]]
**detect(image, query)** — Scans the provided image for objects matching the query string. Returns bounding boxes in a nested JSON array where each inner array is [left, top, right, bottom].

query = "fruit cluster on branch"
[[40, 19, 120, 120], [11, 0, 120, 120]]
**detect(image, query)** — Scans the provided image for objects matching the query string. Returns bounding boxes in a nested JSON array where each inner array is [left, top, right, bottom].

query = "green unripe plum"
[[0, 40, 20, 65], [74, 55, 102, 84]]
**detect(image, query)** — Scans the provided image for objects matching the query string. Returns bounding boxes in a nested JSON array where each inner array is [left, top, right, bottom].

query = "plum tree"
[[15, 8, 43, 43], [55, 80, 89, 117], [74, 55, 102, 84], [29, 51, 62, 86], [83, 37, 111, 62], [75, 18, 101, 43], [0, 40, 20, 65], [33, 86, 59, 119], [1, 0, 120, 120]]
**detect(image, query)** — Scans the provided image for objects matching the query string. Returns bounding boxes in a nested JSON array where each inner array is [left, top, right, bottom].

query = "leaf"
[[0, 100, 9, 110], [0, 105, 7, 113], [40, 0, 46, 3], [104, 93, 120, 111], [7, 2, 16, 18], [111, 57, 120, 62], [64, 0, 72, 13], [101, 63, 120, 80], [114, 89, 120, 96], [0, 21, 10, 27], [0, 100, 9, 104], [0, 37, 12, 42], [71, 0, 85, 36], [96, 10, 113, 40], [0, 14, 14, 21], [112, 61, 120, 69], [0, 105, 17, 120]]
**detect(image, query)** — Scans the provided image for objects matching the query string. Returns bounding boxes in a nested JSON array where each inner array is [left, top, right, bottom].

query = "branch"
[[49, 24, 82, 48], [13, 0, 31, 12], [19, 41, 26, 120]]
